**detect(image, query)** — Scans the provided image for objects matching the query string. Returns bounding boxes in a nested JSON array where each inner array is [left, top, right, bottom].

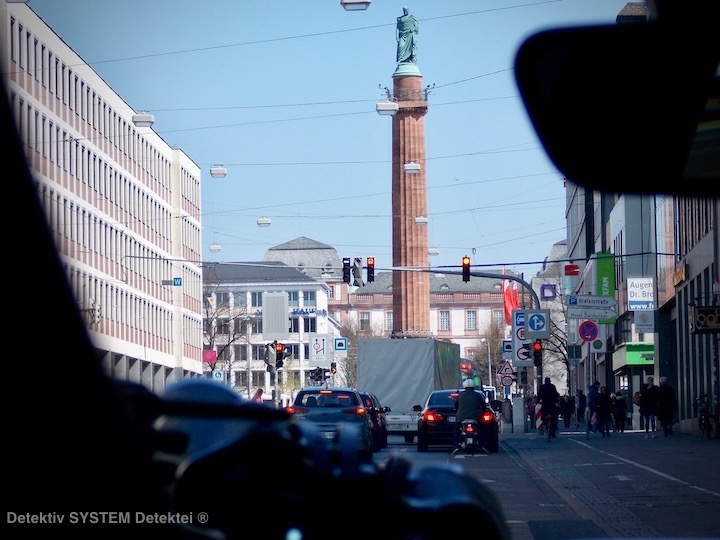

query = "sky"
[[27, 0, 631, 279]]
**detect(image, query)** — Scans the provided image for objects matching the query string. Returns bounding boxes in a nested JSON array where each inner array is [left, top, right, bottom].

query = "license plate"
[[448, 416, 456, 422], [321, 432, 335, 439], [466, 437, 473, 444]]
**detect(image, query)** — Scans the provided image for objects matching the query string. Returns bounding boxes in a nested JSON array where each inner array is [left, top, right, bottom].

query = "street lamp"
[[341, 0, 371, 10], [481, 338, 492, 387], [132, 112, 154, 128]]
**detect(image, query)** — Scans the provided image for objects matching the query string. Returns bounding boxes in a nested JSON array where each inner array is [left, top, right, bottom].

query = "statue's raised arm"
[[396, 7, 418, 65]]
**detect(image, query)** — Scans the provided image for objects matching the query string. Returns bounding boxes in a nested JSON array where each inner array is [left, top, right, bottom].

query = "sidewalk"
[[491, 428, 720, 539]]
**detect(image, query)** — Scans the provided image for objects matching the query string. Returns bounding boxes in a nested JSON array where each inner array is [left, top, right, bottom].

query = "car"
[[359, 391, 391, 451], [417, 389, 499, 453], [286, 386, 375, 455]]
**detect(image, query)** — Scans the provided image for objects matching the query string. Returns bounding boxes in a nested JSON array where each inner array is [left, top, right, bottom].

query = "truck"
[[356, 338, 461, 443]]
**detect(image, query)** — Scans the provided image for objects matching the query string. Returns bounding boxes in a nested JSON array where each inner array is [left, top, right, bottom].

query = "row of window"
[[212, 290, 318, 309]]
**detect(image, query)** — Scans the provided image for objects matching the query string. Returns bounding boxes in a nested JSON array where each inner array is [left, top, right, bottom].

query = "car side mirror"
[[412, 405, 422, 412]]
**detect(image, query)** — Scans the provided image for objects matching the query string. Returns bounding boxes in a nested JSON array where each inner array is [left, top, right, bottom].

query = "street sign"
[[499, 360, 514, 375], [501, 375, 514, 388], [502, 339, 513, 359], [334, 337, 348, 357], [525, 309, 551, 339], [579, 320, 599, 342], [511, 310, 533, 368], [567, 306, 617, 320], [567, 295, 617, 308], [309, 333, 330, 366]]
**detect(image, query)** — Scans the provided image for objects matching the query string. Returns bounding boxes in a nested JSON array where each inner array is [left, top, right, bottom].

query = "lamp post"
[[481, 338, 492, 388]]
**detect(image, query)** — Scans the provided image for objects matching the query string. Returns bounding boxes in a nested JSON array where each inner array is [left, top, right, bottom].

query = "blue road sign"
[[524, 309, 551, 339]]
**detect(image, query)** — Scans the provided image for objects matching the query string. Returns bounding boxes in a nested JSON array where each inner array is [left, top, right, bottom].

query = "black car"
[[359, 391, 390, 452], [417, 389, 499, 453], [286, 386, 375, 455]]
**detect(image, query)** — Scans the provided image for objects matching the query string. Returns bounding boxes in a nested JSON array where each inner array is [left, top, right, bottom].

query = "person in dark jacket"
[[537, 377, 560, 436], [657, 376, 678, 437], [612, 392, 628, 433], [575, 389, 587, 429], [454, 379, 488, 452], [585, 381, 600, 438], [640, 376, 661, 439], [561, 394, 575, 429], [595, 386, 613, 437]]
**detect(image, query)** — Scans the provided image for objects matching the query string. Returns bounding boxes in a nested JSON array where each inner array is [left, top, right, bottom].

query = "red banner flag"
[[502, 268, 520, 325]]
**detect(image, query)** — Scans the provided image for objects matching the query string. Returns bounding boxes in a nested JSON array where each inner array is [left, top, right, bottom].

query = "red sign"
[[579, 320, 599, 342], [203, 350, 217, 364]]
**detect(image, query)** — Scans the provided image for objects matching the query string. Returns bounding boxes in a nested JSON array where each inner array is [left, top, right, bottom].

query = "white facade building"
[[2, 3, 204, 390]]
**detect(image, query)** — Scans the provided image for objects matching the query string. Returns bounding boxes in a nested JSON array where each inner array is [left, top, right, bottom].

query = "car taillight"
[[286, 406, 308, 414], [481, 411, 494, 423], [423, 412, 444, 422], [463, 424, 476, 433], [342, 406, 367, 416]]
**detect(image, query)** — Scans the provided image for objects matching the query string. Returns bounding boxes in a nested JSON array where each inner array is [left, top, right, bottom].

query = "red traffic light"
[[532, 341, 542, 352]]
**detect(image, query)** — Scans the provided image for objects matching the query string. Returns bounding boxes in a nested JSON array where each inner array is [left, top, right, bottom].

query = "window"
[[303, 317, 317, 333], [217, 318, 230, 334], [360, 311, 370, 331], [251, 292, 263, 307], [303, 290, 316, 307], [328, 285, 335, 299], [289, 317, 300, 333], [288, 291, 299, 307], [216, 292, 230, 308], [439, 310, 450, 331], [385, 311, 393, 331], [466, 310, 477, 330], [233, 291, 245, 308]]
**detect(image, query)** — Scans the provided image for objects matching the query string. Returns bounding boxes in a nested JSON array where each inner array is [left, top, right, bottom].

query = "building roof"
[[202, 261, 320, 285], [263, 237, 342, 280]]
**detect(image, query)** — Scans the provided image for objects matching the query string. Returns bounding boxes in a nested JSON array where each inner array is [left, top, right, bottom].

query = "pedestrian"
[[596, 386, 613, 437], [561, 394, 574, 429], [612, 392, 628, 433], [586, 381, 600, 439], [657, 376, 678, 436], [640, 376, 661, 439], [251, 388, 264, 403], [575, 389, 587, 429], [527, 395, 538, 432]]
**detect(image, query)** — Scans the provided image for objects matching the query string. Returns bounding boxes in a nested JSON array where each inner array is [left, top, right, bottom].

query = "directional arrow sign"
[[567, 306, 618, 320], [525, 309, 551, 339], [567, 295, 617, 308]]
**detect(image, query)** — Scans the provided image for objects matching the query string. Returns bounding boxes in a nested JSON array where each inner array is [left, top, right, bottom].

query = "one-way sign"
[[525, 309, 551, 339]]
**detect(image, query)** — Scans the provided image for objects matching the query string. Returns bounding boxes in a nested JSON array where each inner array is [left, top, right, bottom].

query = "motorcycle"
[[459, 419, 482, 454], [695, 394, 713, 440]]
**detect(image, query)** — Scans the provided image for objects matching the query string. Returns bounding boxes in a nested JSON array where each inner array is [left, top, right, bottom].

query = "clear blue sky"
[[29, 0, 630, 278]]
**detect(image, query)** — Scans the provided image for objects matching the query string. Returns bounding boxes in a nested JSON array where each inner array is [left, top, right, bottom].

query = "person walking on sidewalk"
[[575, 389, 587, 429], [586, 381, 600, 439], [612, 391, 628, 433], [596, 386, 613, 437], [640, 376, 661, 439], [561, 394, 574, 429], [658, 376, 678, 436]]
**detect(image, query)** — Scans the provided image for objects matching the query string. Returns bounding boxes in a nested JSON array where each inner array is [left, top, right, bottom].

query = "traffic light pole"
[[390, 267, 541, 308]]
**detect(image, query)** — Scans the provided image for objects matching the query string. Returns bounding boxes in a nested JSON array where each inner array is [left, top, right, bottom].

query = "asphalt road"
[[381, 426, 720, 540]]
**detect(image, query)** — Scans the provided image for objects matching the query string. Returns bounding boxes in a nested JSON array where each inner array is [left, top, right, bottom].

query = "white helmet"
[[463, 379, 475, 389]]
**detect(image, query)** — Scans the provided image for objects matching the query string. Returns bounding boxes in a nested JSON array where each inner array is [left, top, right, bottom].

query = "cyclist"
[[537, 377, 560, 438]]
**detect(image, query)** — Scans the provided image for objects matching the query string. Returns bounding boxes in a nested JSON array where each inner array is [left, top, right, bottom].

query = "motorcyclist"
[[454, 379, 488, 453], [537, 377, 560, 437]]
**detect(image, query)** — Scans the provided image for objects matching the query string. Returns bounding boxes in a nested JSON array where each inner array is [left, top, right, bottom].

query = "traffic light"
[[264, 343, 276, 373], [352, 257, 364, 287], [275, 341, 285, 369], [342, 257, 351, 283], [462, 255, 471, 282], [330, 361, 337, 374], [366, 257, 375, 283], [532, 339, 543, 367]]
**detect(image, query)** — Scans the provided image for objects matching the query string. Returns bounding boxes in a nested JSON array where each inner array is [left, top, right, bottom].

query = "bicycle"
[[696, 395, 713, 440], [543, 410, 557, 442]]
